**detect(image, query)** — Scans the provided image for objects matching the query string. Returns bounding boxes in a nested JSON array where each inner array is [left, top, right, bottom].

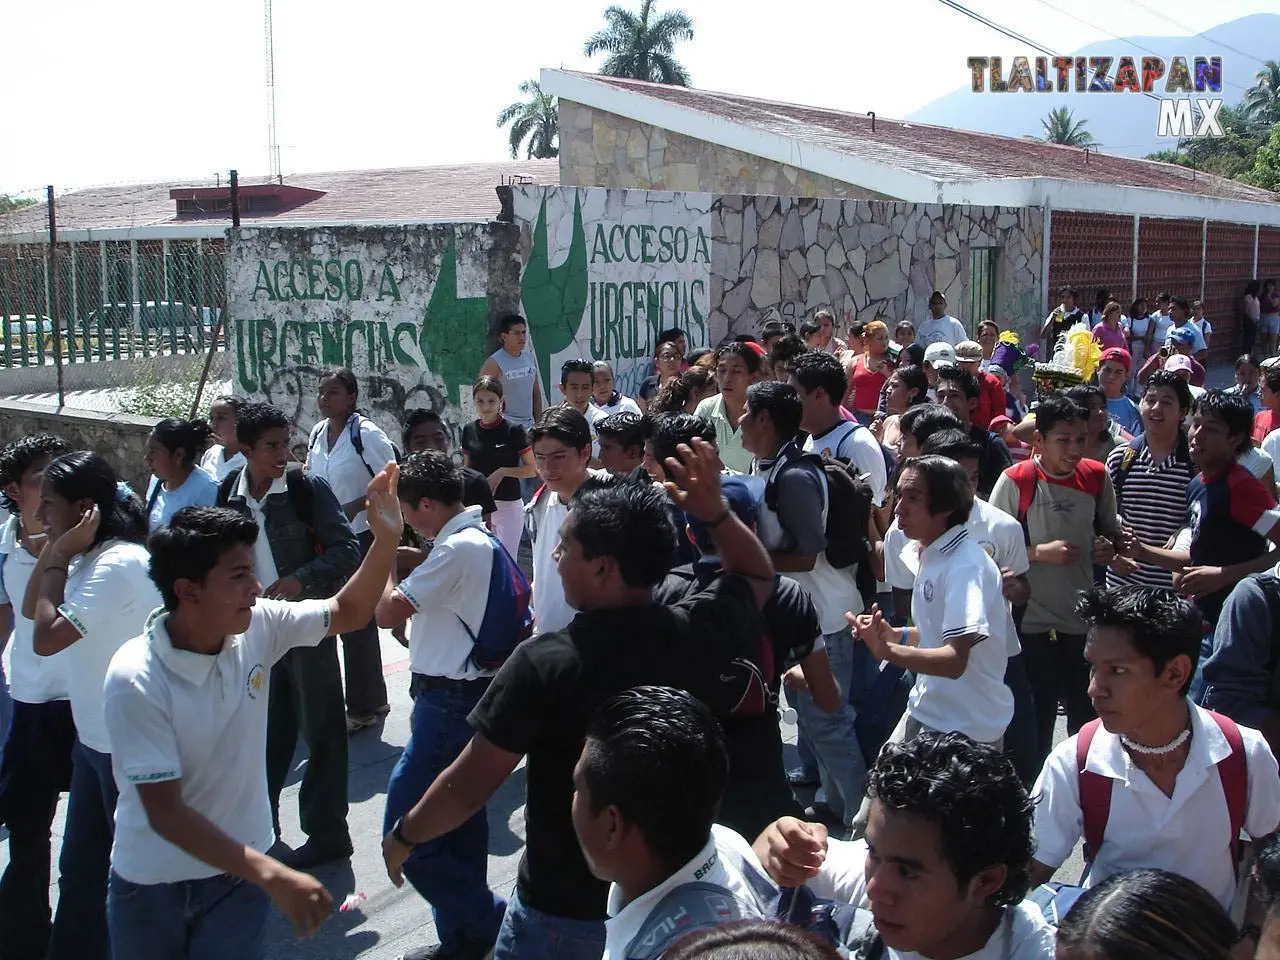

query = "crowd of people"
[[2, 301, 1280, 960]]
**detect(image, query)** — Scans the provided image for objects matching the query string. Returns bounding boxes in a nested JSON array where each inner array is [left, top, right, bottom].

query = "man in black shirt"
[[933, 366, 1012, 498], [381, 439, 773, 960], [403, 410, 497, 522]]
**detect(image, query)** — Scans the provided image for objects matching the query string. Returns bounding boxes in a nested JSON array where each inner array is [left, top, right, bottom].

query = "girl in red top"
[[844, 320, 893, 423]]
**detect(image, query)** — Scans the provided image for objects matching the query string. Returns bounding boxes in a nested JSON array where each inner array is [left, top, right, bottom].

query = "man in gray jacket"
[[217, 402, 361, 868]]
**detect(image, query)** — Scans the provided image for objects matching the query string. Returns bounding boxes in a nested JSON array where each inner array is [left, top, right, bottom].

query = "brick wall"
[[1047, 211, 1134, 306], [1204, 223, 1255, 360]]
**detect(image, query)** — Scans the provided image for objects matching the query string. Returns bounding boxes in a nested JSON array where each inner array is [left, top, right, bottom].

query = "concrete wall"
[[558, 100, 894, 200], [712, 196, 1044, 342], [0, 399, 158, 496], [225, 223, 521, 444]]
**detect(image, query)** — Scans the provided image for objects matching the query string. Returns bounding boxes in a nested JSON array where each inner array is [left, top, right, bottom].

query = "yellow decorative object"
[[1064, 328, 1103, 383], [998, 330, 1021, 346]]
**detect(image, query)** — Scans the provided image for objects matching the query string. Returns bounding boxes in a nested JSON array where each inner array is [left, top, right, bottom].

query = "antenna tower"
[[265, 0, 281, 182]]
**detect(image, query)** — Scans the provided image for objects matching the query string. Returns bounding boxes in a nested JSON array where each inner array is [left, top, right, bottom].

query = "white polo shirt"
[[59, 539, 163, 753], [103, 598, 332, 885], [305, 415, 396, 535], [0, 516, 69, 703], [236, 468, 285, 586], [885, 499, 1027, 658], [590, 394, 642, 419], [604, 825, 769, 960], [907, 526, 1014, 744], [199, 444, 246, 482], [1032, 700, 1280, 911], [395, 506, 496, 681]]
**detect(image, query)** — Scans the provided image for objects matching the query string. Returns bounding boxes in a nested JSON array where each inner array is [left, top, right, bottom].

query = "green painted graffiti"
[[418, 234, 491, 407], [520, 193, 589, 391]]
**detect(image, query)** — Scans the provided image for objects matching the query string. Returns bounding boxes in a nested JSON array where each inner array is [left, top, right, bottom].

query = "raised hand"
[[365, 462, 403, 543], [662, 438, 725, 522], [53, 504, 99, 560]]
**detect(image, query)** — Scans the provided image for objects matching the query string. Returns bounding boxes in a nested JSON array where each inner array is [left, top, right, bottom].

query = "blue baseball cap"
[[1168, 325, 1196, 346], [687, 475, 764, 554]]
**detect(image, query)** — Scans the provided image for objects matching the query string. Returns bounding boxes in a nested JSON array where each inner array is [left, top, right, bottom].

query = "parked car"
[[86, 301, 204, 335], [2, 314, 57, 350]]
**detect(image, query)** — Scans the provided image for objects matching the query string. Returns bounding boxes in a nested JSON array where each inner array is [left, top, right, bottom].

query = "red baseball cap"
[[1100, 347, 1132, 373]]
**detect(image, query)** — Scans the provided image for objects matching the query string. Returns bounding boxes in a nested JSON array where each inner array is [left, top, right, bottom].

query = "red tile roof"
[[567, 72, 1278, 204], [0, 160, 560, 235]]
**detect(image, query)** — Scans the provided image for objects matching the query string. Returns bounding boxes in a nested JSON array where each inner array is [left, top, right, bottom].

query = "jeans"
[[1021, 631, 1096, 767], [794, 626, 865, 826], [107, 870, 270, 960], [383, 679, 504, 955], [266, 637, 350, 847], [0, 656, 10, 768], [1003, 654, 1040, 788], [48, 741, 117, 960], [493, 887, 605, 960], [342, 531, 388, 716], [0, 698, 76, 959]]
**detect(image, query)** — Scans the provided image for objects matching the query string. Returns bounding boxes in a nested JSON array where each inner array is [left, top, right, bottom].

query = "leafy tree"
[[0, 195, 35, 215], [1244, 61, 1280, 126], [1039, 107, 1097, 147], [583, 0, 695, 86], [496, 80, 559, 159], [1244, 122, 1280, 192], [1145, 105, 1269, 182]]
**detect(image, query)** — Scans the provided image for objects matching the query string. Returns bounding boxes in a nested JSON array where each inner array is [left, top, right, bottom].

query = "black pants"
[[1021, 631, 1096, 767], [342, 530, 388, 715], [266, 637, 351, 846], [0, 699, 75, 960]]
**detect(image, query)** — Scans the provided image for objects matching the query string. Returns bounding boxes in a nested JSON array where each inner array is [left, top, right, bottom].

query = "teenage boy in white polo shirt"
[[100, 462, 403, 959], [1029, 585, 1280, 913], [375, 451, 510, 960], [851, 455, 1014, 748]]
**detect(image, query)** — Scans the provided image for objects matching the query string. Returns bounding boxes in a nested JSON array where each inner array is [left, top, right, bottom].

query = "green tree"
[[1244, 60, 1280, 126], [1245, 122, 1280, 192], [1038, 107, 1096, 147], [496, 80, 559, 159], [0, 195, 35, 215], [583, 0, 695, 86], [1145, 105, 1267, 181]]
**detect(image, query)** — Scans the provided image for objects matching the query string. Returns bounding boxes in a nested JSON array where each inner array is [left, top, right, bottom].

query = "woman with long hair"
[[874, 364, 929, 458], [460, 376, 536, 558], [977, 319, 1001, 367], [1126, 296, 1155, 389], [23, 452, 160, 960], [1262, 279, 1280, 357], [1056, 869, 1236, 960], [844, 319, 893, 424], [649, 367, 717, 416], [638, 340, 685, 413], [694, 342, 764, 474], [144, 418, 219, 531], [198, 394, 248, 481], [1243, 280, 1262, 357], [304, 368, 398, 731]]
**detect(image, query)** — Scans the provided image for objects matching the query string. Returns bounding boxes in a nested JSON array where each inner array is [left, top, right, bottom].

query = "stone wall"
[[710, 196, 1044, 341], [0, 399, 158, 496], [559, 100, 893, 201], [226, 223, 522, 447]]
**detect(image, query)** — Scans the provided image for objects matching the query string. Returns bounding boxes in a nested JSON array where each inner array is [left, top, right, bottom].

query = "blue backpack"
[[458, 531, 534, 671]]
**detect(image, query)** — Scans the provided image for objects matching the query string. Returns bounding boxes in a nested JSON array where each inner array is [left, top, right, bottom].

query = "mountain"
[[907, 13, 1280, 157]]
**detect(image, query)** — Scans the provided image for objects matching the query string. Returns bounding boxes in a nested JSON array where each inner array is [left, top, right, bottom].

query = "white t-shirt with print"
[[907, 526, 1014, 744], [885, 499, 1027, 658], [59, 539, 163, 753], [305, 416, 397, 535], [104, 598, 332, 884], [0, 516, 69, 703], [916, 315, 968, 347], [804, 420, 888, 507]]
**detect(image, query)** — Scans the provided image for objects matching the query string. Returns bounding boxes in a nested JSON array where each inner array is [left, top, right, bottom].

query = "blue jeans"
[[493, 887, 605, 960], [1003, 654, 1040, 788], [48, 741, 117, 960], [383, 680, 504, 955], [794, 627, 866, 825], [107, 870, 270, 960]]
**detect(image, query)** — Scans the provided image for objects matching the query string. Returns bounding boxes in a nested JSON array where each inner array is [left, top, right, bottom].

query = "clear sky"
[[4, 0, 1277, 197]]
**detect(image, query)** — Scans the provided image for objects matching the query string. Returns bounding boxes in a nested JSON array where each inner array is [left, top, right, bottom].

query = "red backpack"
[[1076, 711, 1248, 871]]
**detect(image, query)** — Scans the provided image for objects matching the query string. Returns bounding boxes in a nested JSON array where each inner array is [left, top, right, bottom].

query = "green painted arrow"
[[520, 192, 589, 390], [419, 233, 491, 407]]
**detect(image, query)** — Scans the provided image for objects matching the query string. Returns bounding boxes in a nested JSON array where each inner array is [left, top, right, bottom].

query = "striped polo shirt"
[[1105, 438, 1195, 590]]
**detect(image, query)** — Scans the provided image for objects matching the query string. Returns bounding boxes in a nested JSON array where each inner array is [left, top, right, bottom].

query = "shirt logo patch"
[[247, 664, 265, 699], [1189, 499, 1203, 539], [921, 579, 935, 602]]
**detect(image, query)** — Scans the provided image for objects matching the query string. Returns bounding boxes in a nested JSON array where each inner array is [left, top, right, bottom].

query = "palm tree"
[[1244, 61, 1280, 126], [1039, 107, 1097, 147], [583, 0, 695, 86], [496, 80, 559, 160]]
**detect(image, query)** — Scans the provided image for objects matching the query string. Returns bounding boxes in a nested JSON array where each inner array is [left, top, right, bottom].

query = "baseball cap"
[[1164, 354, 1194, 374], [1100, 347, 1132, 372], [923, 343, 957, 367], [955, 340, 983, 362], [687, 475, 764, 554], [1167, 326, 1196, 346], [989, 414, 1014, 430]]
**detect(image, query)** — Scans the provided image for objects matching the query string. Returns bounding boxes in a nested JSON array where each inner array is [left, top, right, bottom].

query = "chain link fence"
[[0, 235, 229, 417]]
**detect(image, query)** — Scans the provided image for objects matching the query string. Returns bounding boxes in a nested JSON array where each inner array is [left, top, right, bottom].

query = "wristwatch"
[[391, 815, 416, 848]]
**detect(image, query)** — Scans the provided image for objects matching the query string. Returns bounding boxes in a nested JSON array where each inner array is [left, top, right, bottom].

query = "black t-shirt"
[[1049, 306, 1086, 344], [655, 562, 818, 838], [462, 419, 530, 501], [461, 466, 498, 517], [468, 574, 762, 921], [971, 426, 1013, 498], [639, 375, 662, 404]]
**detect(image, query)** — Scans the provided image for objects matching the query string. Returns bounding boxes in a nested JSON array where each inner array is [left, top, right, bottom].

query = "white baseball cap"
[[923, 343, 957, 367]]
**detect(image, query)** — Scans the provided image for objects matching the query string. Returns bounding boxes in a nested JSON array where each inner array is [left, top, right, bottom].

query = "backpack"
[[457, 529, 534, 671], [1009, 459, 1108, 547], [308, 414, 402, 479], [764, 439, 877, 607]]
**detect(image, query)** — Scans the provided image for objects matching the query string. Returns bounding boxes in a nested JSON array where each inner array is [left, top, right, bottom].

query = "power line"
[[1116, 0, 1271, 71]]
